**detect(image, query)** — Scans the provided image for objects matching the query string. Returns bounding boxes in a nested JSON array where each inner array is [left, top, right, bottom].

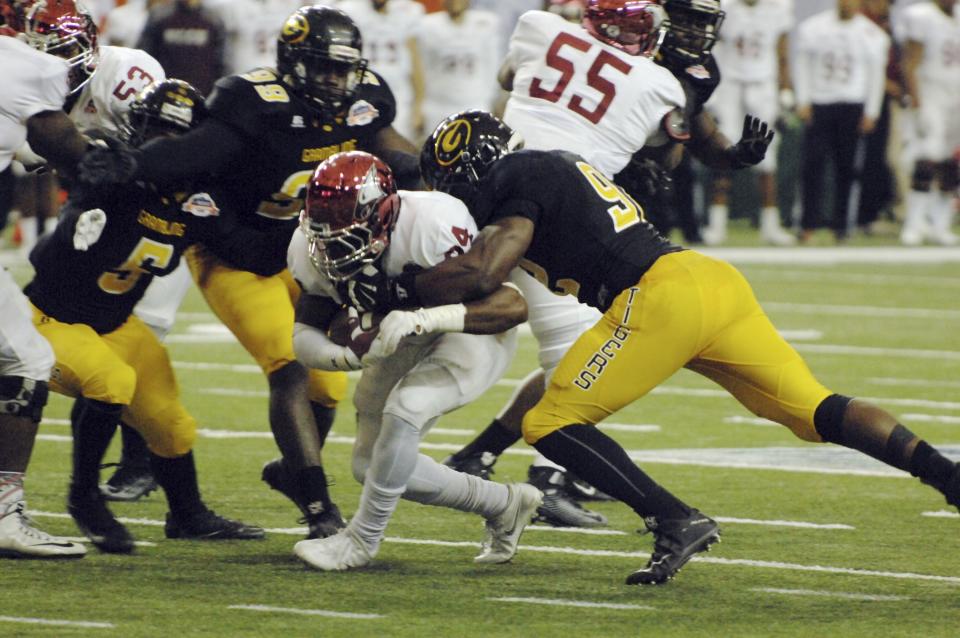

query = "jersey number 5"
[[98, 238, 175, 295], [529, 32, 631, 125]]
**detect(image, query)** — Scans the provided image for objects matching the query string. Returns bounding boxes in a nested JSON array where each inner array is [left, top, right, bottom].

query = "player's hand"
[[730, 115, 774, 168], [344, 307, 381, 360], [345, 265, 418, 312], [76, 138, 139, 186], [363, 310, 423, 364]]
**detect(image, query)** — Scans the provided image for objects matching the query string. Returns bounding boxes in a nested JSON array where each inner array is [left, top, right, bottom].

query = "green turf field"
[[2, 247, 959, 637]]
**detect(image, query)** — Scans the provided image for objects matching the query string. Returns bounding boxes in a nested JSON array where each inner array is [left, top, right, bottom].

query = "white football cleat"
[[475, 483, 543, 564], [0, 501, 87, 559], [294, 527, 373, 571]]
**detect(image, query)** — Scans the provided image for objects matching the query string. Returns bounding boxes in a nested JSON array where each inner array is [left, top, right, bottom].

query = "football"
[[328, 307, 383, 356]]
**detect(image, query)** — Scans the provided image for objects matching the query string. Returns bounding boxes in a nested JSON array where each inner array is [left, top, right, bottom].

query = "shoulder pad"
[[661, 108, 691, 142]]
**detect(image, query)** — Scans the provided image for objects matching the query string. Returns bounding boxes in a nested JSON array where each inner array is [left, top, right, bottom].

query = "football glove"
[[728, 115, 775, 169], [345, 265, 419, 312], [76, 138, 139, 186]]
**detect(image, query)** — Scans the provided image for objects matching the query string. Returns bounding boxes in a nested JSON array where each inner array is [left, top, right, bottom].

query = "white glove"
[[364, 309, 423, 364], [73, 208, 107, 251]]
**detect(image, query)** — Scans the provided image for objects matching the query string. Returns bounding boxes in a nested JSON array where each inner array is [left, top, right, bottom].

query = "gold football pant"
[[522, 251, 833, 444], [31, 304, 196, 457], [186, 246, 347, 406]]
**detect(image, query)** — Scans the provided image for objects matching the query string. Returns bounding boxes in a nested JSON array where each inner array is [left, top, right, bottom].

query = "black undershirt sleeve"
[[135, 118, 248, 185]]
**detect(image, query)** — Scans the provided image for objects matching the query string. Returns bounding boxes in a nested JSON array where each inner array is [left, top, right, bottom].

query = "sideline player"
[[287, 151, 539, 570], [93, 5, 424, 539], [0, 7, 89, 559], [354, 110, 960, 585], [26, 80, 267, 553]]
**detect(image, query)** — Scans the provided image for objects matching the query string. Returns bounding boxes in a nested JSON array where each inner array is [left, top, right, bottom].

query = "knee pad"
[[307, 369, 348, 407], [0, 376, 49, 423], [813, 394, 853, 444], [911, 161, 936, 192], [939, 159, 960, 191]]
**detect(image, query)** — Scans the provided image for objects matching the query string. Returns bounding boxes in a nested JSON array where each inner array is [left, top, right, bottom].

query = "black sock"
[[310, 403, 336, 448], [70, 398, 121, 494], [452, 419, 522, 461], [150, 451, 206, 519], [909, 440, 956, 488], [118, 422, 151, 470], [533, 425, 691, 520], [297, 465, 333, 512]]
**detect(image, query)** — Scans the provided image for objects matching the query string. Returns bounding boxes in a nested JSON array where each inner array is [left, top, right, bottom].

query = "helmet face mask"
[[301, 152, 400, 282], [420, 110, 523, 205], [660, 0, 725, 66], [582, 0, 668, 57], [22, 0, 99, 95], [276, 6, 367, 117], [123, 79, 207, 147]]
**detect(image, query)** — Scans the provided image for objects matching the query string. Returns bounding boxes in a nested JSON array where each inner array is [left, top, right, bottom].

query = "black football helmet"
[[660, 0, 724, 67], [276, 5, 367, 116], [123, 79, 206, 147], [420, 110, 524, 204]]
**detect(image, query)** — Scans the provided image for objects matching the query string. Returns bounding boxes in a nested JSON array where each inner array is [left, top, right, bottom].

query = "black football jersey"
[[204, 67, 397, 232], [474, 150, 682, 311], [671, 53, 721, 117], [26, 183, 230, 334]]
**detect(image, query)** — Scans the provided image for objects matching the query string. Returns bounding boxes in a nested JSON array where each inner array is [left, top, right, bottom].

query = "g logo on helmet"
[[435, 119, 472, 167], [281, 13, 309, 44]]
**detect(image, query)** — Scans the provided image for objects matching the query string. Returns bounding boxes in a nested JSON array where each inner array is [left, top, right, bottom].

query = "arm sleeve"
[[293, 321, 361, 371], [135, 118, 247, 184]]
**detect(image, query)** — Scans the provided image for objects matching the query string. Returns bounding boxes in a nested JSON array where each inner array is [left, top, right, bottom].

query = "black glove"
[[343, 265, 420, 312], [615, 157, 673, 205], [728, 115, 774, 169], [76, 138, 139, 187]]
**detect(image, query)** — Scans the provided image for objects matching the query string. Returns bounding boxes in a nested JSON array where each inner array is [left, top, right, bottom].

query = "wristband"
[[413, 304, 467, 334]]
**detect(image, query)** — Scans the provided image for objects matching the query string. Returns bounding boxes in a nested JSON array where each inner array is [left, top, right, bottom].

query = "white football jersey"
[[415, 9, 503, 132], [0, 37, 69, 172], [502, 10, 685, 177], [68, 45, 166, 134], [288, 189, 479, 300], [100, 0, 150, 48], [898, 2, 960, 90], [714, 0, 793, 83], [207, 0, 304, 75]]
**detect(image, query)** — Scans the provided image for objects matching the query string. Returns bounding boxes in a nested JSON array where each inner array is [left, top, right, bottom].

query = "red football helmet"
[[582, 0, 668, 57], [21, 0, 99, 94], [300, 151, 401, 282]]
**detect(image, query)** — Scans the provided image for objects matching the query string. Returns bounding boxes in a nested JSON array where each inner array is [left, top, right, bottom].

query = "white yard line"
[[761, 302, 960, 320], [793, 344, 960, 362], [751, 588, 909, 602], [488, 597, 654, 611], [228, 605, 383, 620], [869, 378, 960, 389], [26, 512, 956, 584], [724, 416, 779, 427], [713, 517, 854, 530], [921, 510, 959, 519], [700, 246, 960, 264], [598, 423, 662, 433], [901, 414, 960, 424], [172, 361, 262, 374], [0, 615, 114, 629], [740, 268, 960, 288]]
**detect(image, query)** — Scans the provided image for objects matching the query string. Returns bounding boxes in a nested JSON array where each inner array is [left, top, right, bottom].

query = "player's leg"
[[0, 272, 86, 558], [830, 103, 863, 241], [109, 315, 264, 541], [688, 258, 960, 510], [100, 261, 197, 502], [930, 156, 958, 246], [704, 79, 744, 246], [748, 81, 795, 245], [800, 105, 832, 240], [31, 305, 137, 554], [187, 248, 345, 538], [522, 253, 720, 584]]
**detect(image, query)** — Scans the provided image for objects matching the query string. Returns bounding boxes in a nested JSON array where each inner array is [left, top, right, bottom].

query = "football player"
[[446, 0, 773, 527], [1, 3, 91, 559], [96, 5, 423, 539], [898, 0, 960, 246], [288, 151, 539, 570], [354, 110, 960, 586], [19, 0, 167, 502], [25, 80, 269, 553]]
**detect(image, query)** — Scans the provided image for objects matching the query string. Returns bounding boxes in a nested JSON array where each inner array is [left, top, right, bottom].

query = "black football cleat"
[[923, 462, 960, 512], [303, 503, 346, 540], [527, 466, 607, 528], [626, 509, 720, 586], [100, 463, 159, 502], [164, 510, 265, 540], [442, 451, 497, 480], [67, 488, 135, 554]]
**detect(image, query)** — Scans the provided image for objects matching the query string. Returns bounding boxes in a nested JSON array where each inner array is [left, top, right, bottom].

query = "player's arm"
[[777, 33, 794, 106], [687, 110, 774, 170], [26, 109, 88, 174], [901, 38, 923, 110], [133, 118, 246, 185], [498, 58, 516, 91], [293, 293, 364, 372], [408, 35, 425, 138], [370, 126, 422, 189]]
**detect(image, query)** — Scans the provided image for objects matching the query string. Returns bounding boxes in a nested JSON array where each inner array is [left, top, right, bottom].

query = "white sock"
[[347, 416, 421, 551], [530, 453, 564, 471], [0, 471, 25, 514], [403, 453, 510, 519], [903, 189, 934, 235], [933, 191, 956, 235]]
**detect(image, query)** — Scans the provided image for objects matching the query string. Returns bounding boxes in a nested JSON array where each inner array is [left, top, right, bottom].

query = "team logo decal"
[[685, 64, 711, 80], [346, 100, 379, 127], [435, 119, 472, 167], [182, 193, 220, 217], [281, 13, 309, 44]]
